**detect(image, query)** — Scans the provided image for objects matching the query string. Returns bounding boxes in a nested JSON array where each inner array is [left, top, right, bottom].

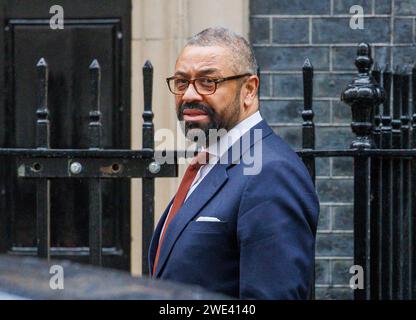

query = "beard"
[[177, 93, 241, 147]]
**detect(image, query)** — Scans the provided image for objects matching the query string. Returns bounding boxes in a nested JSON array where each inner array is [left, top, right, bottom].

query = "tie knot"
[[190, 151, 209, 169]]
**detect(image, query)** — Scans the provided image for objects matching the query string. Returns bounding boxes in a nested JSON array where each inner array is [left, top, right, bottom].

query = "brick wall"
[[249, 0, 415, 299]]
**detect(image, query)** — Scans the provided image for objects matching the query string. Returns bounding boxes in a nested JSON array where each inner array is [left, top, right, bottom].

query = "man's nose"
[[181, 83, 203, 102]]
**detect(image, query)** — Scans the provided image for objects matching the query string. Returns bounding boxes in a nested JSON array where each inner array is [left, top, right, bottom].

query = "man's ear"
[[243, 75, 259, 107]]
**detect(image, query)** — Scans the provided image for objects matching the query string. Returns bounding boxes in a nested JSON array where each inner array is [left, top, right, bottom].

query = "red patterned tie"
[[152, 151, 209, 276]]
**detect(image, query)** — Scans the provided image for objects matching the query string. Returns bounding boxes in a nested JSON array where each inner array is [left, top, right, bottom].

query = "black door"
[[0, 0, 132, 270]]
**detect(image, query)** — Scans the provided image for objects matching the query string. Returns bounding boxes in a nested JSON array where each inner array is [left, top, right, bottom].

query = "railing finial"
[[355, 42, 373, 74], [341, 43, 385, 149], [36, 57, 50, 149], [88, 58, 102, 150]]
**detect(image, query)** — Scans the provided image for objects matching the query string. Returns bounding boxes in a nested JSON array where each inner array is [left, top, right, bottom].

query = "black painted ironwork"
[[302, 58, 316, 182], [299, 42, 416, 300], [142, 60, 155, 276], [88, 59, 103, 266], [391, 65, 403, 300], [380, 63, 393, 300], [400, 67, 411, 299], [0, 0, 133, 270], [302, 57, 316, 300], [340, 43, 385, 300], [412, 64, 416, 300], [369, 61, 382, 300], [35, 57, 50, 260], [0, 59, 177, 274]]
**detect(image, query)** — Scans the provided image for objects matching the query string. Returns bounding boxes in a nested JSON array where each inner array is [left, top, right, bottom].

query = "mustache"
[[178, 103, 215, 118]]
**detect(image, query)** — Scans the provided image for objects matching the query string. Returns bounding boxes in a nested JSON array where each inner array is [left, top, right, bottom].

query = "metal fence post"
[[142, 60, 155, 276], [400, 67, 411, 299], [302, 57, 316, 300], [380, 64, 393, 299], [391, 65, 403, 299], [411, 64, 416, 299], [341, 43, 384, 300], [88, 59, 103, 266], [369, 62, 382, 299], [302, 58, 316, 183], [35, 58, 51, 260]]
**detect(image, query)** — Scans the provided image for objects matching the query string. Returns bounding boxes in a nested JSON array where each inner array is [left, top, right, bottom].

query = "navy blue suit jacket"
[[148, 120, 319, 299]]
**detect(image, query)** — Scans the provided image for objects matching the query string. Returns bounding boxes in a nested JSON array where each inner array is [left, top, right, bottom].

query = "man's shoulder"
[[226, 120, 310, 179]]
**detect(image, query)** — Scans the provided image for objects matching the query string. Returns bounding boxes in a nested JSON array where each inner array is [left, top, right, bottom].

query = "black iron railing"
[[0, 58, 178, 275], [299, 42, 415, 300]]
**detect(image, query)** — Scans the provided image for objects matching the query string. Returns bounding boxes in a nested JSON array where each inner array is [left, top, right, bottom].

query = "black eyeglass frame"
[[166, 73, 252, 95]]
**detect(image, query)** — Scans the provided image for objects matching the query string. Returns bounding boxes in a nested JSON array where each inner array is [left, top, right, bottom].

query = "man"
[[148, 27, 319, 299]]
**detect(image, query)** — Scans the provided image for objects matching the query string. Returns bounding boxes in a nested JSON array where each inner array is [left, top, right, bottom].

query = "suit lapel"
[[148, 196, 174, 274], [154, 164, 229, 277], [154, 120, 273, 277]]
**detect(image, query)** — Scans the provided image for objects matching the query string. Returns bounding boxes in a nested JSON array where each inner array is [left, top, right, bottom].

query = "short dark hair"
[[185, 27, 258, 75]]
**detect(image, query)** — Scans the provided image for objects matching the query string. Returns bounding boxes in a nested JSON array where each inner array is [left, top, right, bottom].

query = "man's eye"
[[174, 79, 188, 89], [198, 78, 215, 85], [201, 78, 215, 83]]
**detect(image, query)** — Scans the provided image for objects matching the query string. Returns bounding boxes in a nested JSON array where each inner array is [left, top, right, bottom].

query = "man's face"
[[174, 45, 243, 144]]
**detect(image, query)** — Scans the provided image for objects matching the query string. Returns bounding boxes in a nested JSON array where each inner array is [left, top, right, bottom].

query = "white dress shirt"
[[159, 111, 263, 240]]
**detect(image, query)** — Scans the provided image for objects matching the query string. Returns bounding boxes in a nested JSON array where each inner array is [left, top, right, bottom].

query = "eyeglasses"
[[166, 73, 252, 95]]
